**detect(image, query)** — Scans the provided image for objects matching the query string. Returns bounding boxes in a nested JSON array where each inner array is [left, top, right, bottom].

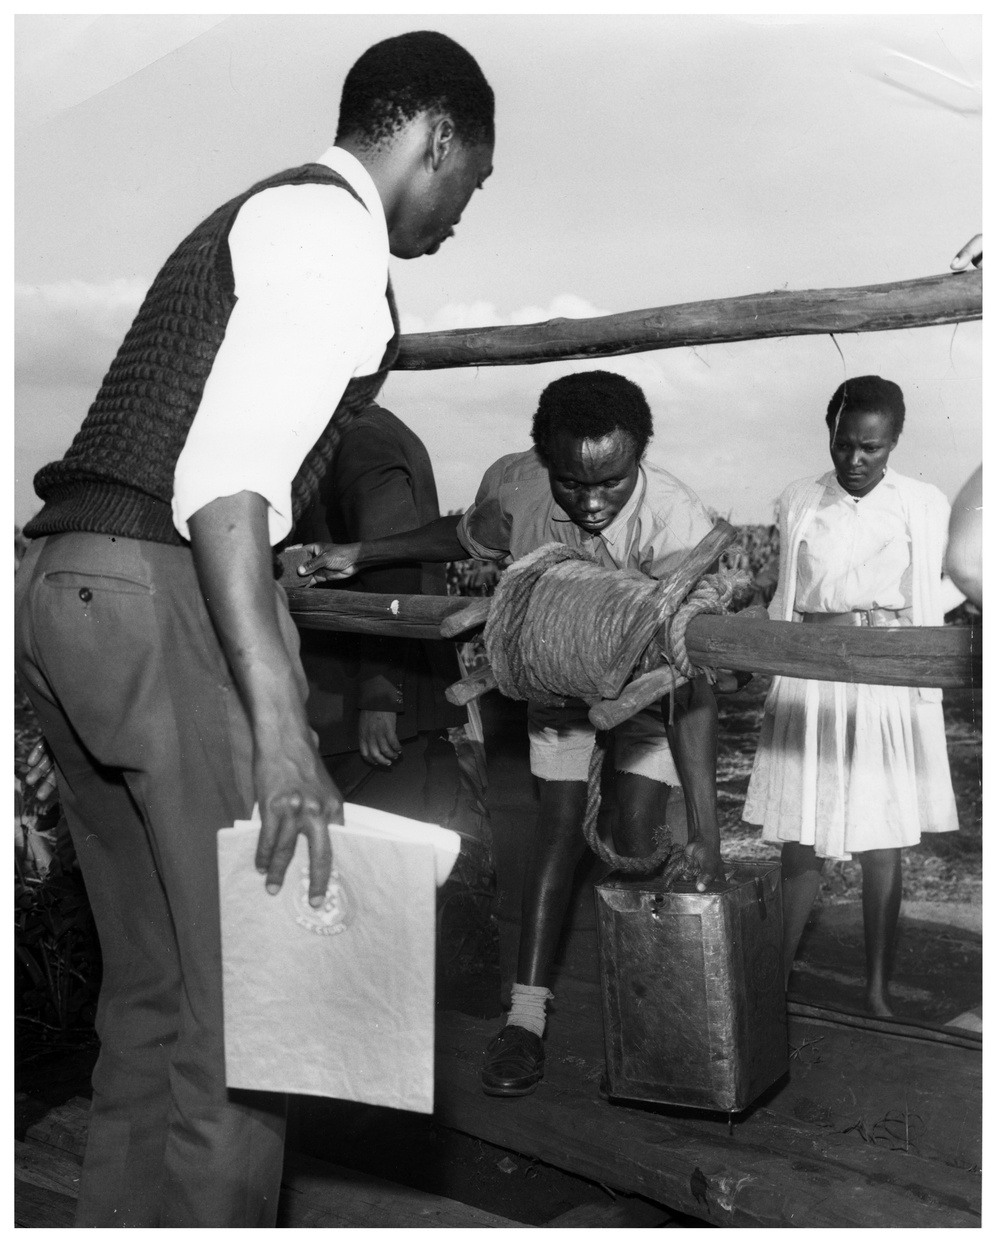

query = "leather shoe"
[[481, 1025, 544, 1096]]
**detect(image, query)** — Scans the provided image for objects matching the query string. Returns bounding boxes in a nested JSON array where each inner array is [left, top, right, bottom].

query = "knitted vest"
[[25, 163, 400, 546]]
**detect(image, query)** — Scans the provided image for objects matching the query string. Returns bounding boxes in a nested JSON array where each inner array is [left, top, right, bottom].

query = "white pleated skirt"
[[743, 674, 958, 861]]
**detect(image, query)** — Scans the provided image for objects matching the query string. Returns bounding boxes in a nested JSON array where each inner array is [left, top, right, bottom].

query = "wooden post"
[[587, 668, 690, 731], [439, 599, 492, 638], [393, 271, 981, 370], [445, 664, 500, 706]]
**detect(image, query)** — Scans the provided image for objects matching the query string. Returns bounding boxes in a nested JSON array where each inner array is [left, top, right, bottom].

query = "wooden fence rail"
[[393, 270, 981, 370], [286, 590, 980, 690]]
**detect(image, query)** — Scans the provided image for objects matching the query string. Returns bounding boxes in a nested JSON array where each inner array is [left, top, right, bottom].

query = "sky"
[[14, 10, 982, 527]]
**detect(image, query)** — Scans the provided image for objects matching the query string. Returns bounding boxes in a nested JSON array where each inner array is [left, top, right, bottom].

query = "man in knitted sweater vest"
[[15, 32, 493, 1227]]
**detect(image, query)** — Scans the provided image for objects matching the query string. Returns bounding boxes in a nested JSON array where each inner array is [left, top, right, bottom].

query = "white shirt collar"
[[315, 146, 388, 252], [825, 465, 897, 504]]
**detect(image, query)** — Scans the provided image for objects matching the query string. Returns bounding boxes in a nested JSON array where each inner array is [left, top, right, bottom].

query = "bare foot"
[[866, 989, 895, 1018]]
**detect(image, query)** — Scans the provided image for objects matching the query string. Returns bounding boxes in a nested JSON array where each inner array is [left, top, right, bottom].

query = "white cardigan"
[[769, 467, 952, 705]]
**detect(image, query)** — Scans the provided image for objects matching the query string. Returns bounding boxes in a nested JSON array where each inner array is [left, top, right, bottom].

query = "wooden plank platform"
[[433, 991, 981, 1227], [16, 1097, 527, 1229], [15, 1176, 77, 1229], [276, 1153, 526, 1227], [16, 980, 981, 1230]]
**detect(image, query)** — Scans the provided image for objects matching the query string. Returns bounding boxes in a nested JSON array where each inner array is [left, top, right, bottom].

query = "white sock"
[[506, 983, 553, 1037]]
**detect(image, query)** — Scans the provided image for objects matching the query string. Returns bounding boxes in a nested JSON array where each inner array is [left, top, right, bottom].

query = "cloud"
[[15, 278, 147, 387], [398, 293, 612, 336], [396, 292, 750, 417]]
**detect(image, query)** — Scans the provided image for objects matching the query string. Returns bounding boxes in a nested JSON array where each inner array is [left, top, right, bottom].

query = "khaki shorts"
[[527, 699, 680, 784]]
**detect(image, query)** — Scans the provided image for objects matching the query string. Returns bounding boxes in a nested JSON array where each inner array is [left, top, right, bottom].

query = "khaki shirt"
[[457, 448, 714, 578]]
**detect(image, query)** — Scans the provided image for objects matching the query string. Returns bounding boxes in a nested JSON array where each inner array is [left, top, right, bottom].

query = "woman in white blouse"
[[743, 375, 958, 1017]]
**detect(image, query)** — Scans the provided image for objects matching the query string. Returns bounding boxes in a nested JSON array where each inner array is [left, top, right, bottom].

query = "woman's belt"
[[800, 608, 910, 627]]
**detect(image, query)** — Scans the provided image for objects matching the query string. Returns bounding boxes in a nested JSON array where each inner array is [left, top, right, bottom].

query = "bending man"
[[300, 370, 725, 1099]]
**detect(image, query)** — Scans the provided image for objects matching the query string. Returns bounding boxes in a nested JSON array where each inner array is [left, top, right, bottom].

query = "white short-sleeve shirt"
[[171, 147, 394, 546]]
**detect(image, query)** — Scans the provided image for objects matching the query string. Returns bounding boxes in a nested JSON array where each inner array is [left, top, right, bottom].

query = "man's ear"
[[429, 115, 456, 171]]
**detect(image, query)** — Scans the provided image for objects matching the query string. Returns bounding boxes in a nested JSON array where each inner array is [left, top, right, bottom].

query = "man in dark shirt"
[[299, 371, 724, 1099], [295, 404, 468, 823]]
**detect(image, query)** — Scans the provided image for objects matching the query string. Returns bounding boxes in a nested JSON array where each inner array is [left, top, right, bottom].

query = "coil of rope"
[[483, 543, 750, 876]]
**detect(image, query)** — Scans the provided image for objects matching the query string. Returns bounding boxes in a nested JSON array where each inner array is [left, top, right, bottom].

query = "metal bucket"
[[595, 859, 787, 1112]]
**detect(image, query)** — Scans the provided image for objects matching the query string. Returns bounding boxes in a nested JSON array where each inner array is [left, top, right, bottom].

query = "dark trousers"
[[15, 533, 290, 1226]]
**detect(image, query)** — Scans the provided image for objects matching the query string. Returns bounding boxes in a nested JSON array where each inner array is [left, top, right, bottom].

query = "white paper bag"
[[217, 805, 460, 1114]]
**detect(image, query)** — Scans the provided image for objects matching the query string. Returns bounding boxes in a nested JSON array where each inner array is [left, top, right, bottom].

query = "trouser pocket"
[[41, 568, 154, 597]]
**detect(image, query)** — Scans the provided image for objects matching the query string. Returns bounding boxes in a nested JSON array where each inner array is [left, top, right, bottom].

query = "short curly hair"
[[530, 371, 654, 462], [335, 31, 494, 150], [825, 375, 906, 440]]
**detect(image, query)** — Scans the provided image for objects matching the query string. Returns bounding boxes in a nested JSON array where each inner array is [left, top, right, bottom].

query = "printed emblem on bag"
[[293, 866, 351, 936]]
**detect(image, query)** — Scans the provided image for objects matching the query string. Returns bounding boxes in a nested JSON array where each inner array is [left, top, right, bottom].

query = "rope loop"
[[580, 732, 685, 875], [483, 544, 750, 870], [662, 569, 751, 678]]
